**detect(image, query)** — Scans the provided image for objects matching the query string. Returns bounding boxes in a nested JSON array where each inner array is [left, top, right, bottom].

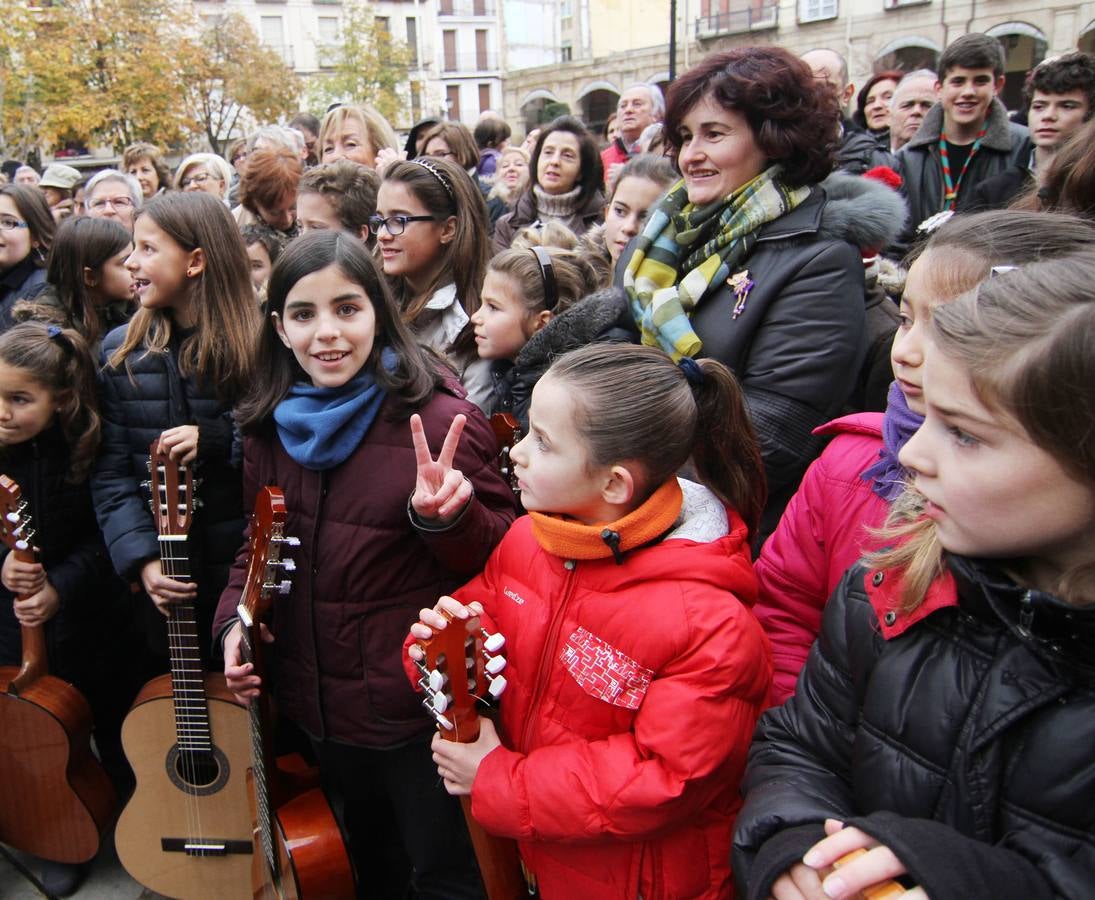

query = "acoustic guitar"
[[114, 443, 253, 899], [413, 608, 527, 899], [0, 475, 115, 863], [489, 413, 522, 494], [238, 485, 354, 899]]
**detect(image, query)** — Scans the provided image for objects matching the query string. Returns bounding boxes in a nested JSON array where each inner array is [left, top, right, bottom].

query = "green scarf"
[[623, 165, 810, 360]]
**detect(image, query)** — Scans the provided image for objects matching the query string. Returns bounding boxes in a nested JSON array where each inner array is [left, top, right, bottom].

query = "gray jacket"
[[893, 99, 1030, 253]]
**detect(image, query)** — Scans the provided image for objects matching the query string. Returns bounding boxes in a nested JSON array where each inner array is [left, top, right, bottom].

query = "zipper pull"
[[1018, 590, 1035, 633], [600, 528, 624, 566]]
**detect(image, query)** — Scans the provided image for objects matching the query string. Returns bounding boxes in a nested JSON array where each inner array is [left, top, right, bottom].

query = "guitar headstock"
[[237, 486, 298, 629], [489, 413, 522, 494], [0, 475, 35, 554], [414, 610, 507, 744], [147, 440, 193, 537]]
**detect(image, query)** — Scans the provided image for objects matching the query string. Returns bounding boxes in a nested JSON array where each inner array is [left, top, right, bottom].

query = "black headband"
[[531, 246, 557, 311]]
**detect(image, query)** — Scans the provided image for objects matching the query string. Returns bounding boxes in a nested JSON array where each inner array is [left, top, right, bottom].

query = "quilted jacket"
[[438, 480, 772, 899]]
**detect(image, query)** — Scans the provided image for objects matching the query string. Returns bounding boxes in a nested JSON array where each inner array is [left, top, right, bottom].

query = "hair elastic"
[[411, 158, 455, 202], [678, 356, 704, 387], [530, 246, 558, 310]]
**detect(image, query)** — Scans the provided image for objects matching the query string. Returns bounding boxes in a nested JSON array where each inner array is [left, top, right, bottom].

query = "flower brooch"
[[728, 270, 755, 319]]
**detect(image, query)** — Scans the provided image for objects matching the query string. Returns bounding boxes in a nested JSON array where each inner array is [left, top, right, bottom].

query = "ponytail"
[[547, 344, 766, 540], [0, 323, 100, 481], [688, 358, 766, 539]]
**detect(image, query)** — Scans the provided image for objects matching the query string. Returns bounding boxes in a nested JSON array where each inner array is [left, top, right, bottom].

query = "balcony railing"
[[439, 0, 497, 16], [442, 53, 499, 73], [695, 4, 778, 38]]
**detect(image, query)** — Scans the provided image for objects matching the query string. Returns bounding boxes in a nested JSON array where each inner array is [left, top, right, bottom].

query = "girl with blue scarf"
[[213, 231, 517, 899]]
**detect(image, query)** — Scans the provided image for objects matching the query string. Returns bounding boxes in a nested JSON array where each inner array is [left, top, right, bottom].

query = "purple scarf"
[[860, 381, 925, 502]]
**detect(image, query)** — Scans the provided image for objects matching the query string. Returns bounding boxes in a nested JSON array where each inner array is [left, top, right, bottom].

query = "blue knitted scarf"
[[274, 351, 394, 470]]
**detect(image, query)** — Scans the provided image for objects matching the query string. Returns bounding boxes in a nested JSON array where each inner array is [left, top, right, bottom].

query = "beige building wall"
[[588, 0, 674, 58], [504, 0, 1095, 135]]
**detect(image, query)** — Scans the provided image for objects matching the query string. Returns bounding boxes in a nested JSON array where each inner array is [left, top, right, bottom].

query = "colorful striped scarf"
[[623, 165, 810, 360]]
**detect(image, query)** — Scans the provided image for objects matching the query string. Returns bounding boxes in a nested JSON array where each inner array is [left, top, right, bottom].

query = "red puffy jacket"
[[421, 480, 771, 899], [752, 414, 889, 705]]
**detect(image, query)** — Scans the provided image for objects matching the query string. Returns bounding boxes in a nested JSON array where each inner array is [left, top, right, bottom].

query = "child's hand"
[[431, 716, 502, 795], [767, 863, 828, 900], [374, 147, 407, 177], [408, 596, 485, 662], [799, 818, 925, 899], [2, 553, 46, 596], [13, 582, 60, 627], [158, 425, 199, 464], [140, 558, 198, 616], [410, 414, 473, 525], [223, 620, 274, 706]]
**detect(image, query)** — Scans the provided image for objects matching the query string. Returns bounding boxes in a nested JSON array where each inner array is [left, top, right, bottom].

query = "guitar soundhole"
[[165, 745, 230, 796]]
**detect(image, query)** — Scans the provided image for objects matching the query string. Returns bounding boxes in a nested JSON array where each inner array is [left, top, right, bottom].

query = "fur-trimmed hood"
[[906, 98, 1018, 152], [818, 173, 909, 252]]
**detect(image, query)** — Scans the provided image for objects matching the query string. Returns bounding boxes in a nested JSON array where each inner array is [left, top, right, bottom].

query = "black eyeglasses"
[[368, 214, 436, 236]]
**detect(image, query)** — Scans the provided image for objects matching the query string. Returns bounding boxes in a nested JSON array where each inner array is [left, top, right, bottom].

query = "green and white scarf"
[[623, 165, 810, 360]]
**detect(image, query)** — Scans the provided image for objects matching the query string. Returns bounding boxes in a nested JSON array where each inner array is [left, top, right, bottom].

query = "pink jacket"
[[753, 414, 890, 706]]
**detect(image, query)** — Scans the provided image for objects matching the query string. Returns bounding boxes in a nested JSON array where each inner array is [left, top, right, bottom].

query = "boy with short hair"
[[894, 33, 1030, 244], [967, 52, 1095, 210]]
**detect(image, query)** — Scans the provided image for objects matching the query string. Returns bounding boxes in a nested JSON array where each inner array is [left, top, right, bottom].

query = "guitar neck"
[[11, 543, 47, 693], [159, 535, 212, 752], [240, 623, 279, 879]]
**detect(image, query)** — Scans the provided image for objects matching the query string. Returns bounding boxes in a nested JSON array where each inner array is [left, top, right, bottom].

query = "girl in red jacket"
[[217, 231, 517, 899], [409, 343, 773, 899]]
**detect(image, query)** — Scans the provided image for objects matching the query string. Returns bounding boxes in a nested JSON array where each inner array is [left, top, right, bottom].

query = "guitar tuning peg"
[[484, 654, 506, 676], [283, 536, 301, 547], [486, 672, 507, 698], [276, 580, 292, 595], [192, 498, 204, 510], [276, 558, 296, 572], [481, 629, 505, 653], [139, 480, 152, 490], [432, 691, 450, 714], [5, 512, 18, 523], [14, 539, 28, 551], [146, 460, 152, 471], [421, 696, 454, 730]]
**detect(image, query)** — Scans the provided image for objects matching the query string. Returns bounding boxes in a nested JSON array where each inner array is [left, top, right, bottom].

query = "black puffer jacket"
[[92, 324, 245, 640], [0, 425, 119, 686], [733, 556, 1095, 900], [0, 258, 47, 333]]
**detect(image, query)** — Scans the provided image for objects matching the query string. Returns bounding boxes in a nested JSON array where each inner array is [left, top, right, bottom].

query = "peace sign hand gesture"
[[410, 413, 473, 525]]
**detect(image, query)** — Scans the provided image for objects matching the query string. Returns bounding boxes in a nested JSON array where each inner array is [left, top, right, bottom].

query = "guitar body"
[[116, 672, 253, 900], [250, 755, 354, 900], [0, 667, 115, 862]]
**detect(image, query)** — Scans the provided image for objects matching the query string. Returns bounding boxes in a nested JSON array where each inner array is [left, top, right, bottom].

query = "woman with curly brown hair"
[[619, 46, 885, 540], [232, 146, 302, 248]]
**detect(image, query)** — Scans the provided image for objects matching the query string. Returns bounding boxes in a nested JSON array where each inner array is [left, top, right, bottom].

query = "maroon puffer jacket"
[[214, 383, 518, 747]]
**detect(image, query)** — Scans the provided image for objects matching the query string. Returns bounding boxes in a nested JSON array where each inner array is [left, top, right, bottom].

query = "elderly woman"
[[318, 104, 399, 170], [619, 46, 873, 538], [123, 142, 171, 200], [174, 152, 234, 202], [84, 170, 142, 232], [232, 147, 302, 247], [493, 115, 604, 251]]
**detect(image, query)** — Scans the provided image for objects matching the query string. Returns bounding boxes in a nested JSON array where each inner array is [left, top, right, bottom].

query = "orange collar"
[[528, 478, 683, 561]]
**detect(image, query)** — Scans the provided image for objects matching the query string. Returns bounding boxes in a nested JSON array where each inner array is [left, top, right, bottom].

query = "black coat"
[[0, 425, 118, 686], [92, 324, 245, 650], [732, 557, 1095, 900], [963, 164, 1035, 212], [0, 258, 47, 333]]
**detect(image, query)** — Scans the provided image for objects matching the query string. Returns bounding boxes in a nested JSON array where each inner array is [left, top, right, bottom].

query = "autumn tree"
[[304, 0, 413, 126], [181, 12, 300, 154]]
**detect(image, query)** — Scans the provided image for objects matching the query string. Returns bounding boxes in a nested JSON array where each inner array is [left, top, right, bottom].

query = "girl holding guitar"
[[216, 231, 517, 899], [0, 322, 119, 896]]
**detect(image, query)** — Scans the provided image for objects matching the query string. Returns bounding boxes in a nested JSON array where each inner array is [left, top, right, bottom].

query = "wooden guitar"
[[831, 849, 911, 899], [489, 413, 522, 494], [114, 443, 253, 899], [238, 485, 354, 899], [0, 475, 115, 863], [413, 610, 527, 899]]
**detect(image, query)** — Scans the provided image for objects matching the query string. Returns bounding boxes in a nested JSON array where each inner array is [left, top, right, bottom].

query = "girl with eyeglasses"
[[374, 157, 494, 409], [0, 185, 55, 333], [217, 230, 516, 898]]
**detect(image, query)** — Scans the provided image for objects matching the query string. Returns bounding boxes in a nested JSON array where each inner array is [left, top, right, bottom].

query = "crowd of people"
[[0, 31, 1093, 900]]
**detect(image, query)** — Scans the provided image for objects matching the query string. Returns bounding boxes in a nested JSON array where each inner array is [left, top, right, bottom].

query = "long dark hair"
[[546, 344, 766, 540], [235, 231, 441, 431], [107, 193, 259, 401], [36, 217, 131, 344], [0, 184, 55, 269], [0, 323, 100, 481]]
